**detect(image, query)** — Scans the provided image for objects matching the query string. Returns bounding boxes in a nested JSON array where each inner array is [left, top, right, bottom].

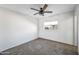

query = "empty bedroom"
[[0, 4, 78, 55]]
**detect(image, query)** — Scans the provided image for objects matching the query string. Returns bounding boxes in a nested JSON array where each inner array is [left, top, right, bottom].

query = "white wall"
[[75, 5, 79, 54], [73, 5, 78, 46], [39, 11, 74, 45], [0, 8, 37, 52]]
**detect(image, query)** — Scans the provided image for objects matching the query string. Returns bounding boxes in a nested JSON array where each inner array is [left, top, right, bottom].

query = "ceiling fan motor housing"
[[39, 8, 44, 14]]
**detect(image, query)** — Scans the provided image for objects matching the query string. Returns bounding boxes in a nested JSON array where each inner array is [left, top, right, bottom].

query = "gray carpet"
[[1, 38, 78, 55]]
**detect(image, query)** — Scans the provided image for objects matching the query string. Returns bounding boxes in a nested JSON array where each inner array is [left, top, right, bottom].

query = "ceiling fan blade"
[[44, 11, 53, 13], [31, 8, 39, 11], [42, 4, 48, 11], [34, 13, 39, 15]]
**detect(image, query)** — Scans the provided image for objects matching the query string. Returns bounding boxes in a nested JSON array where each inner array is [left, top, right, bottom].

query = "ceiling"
[[0, 4, 76, 18]]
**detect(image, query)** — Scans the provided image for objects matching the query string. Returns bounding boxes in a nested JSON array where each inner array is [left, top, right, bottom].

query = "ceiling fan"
[[30, 4, 53, 16]]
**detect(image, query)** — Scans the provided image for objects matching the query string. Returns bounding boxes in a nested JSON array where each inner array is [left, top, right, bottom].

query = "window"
[[44, 21, 58, 30]]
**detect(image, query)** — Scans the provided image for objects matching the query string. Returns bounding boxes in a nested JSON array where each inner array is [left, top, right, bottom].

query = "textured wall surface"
[[0, 8, 37, 52], [39, 11, 74, 45]]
